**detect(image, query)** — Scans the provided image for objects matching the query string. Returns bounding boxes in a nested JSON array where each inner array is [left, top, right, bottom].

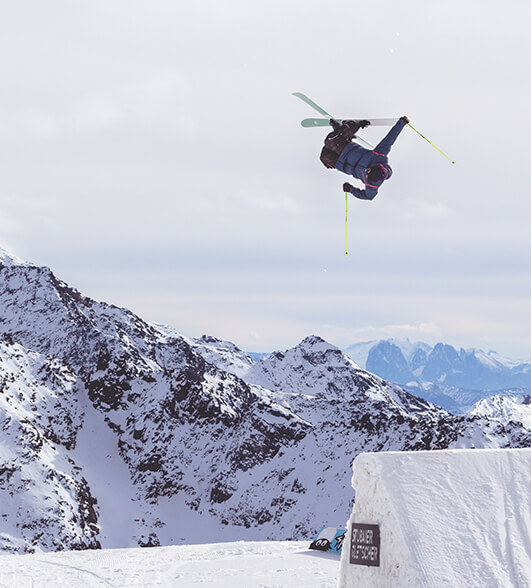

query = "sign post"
[[349, 523, 380, 567]]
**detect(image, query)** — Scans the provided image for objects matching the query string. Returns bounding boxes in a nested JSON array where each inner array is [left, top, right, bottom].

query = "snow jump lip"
[[338, 448, 531, 588]]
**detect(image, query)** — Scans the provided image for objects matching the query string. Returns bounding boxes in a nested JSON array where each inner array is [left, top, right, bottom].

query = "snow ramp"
[[338, 448, 530, 587]]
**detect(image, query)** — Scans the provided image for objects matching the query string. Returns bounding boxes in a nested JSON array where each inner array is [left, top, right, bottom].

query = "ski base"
[[301, 117, 397, 128]]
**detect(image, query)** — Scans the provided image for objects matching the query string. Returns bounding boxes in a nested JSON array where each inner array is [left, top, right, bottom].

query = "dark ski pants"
[[372, 119, 407, 156], [320, 129, 350, 169]]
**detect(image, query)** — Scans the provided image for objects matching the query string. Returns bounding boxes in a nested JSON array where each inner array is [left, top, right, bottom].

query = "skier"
[[320, 116, 409, 200]]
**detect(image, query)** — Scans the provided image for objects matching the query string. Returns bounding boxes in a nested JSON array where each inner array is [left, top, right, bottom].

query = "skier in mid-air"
[[320, 116, 410, 200]]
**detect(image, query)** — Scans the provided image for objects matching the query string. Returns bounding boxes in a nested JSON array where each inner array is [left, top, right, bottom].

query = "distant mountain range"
[[0, 248, 529, 554], [343, 339, 531, 413]]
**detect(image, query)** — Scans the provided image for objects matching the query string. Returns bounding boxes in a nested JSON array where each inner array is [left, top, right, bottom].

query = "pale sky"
[[1, 1, 530, 358]]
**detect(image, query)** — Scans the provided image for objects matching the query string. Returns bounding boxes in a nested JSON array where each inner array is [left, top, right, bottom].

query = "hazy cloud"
[[1, 0, 530, 358]]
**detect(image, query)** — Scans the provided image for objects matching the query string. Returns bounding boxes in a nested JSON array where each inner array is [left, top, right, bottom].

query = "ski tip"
[[301, 119, 327, 127]]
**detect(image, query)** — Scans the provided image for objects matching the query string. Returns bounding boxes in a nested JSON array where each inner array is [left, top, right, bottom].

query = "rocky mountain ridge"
[[0, 249, 529, 553], [344, 338, 531, 412]]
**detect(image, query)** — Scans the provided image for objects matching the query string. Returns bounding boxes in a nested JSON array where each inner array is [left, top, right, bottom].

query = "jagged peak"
[[266, 335, 353, 372], [198, 334, 223, 345], [0, 246, 31, 268], [195, 334, 242, 352], [298, 334, 338, 352]]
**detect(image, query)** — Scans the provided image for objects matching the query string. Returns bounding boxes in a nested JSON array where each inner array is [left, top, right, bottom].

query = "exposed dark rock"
[[0, 251, 528, 554]]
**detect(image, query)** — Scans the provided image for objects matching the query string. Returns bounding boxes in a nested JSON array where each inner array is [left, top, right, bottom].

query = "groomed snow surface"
[[0, 541, 339, 587]]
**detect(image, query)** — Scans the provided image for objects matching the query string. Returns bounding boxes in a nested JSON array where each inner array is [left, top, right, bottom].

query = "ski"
[[301, 117, 397, 128], [292, 92, 373, 148], [292, 92, 334, 119]]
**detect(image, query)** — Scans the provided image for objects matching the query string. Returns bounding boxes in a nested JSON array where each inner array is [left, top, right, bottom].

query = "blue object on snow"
[[309, 526, 347, 554]]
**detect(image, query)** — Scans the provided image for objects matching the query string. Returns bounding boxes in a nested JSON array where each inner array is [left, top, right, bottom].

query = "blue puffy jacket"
[[336, 118, 407, 200]]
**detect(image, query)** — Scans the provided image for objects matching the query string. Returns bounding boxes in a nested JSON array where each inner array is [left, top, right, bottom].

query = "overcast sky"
[[1, 1, 530, 358]]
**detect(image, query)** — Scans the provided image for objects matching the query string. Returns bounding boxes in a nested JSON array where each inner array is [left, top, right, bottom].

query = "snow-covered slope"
[[246, 335, 446, 421], [0, 339, 99, 553], [0, 248, 529, 553], [468, 394, 531, 430], [0, 541, 340, 588], [344, 338, 531, 413]]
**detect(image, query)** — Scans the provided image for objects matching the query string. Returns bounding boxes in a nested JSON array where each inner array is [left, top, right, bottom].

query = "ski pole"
[[345, 191, 348, 256], [407, 123, 456, 165]]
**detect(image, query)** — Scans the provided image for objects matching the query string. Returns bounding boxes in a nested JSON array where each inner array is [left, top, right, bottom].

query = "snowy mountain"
[[0, 249, 529, 554], [0, 338, 100, 553], [468, 394, 531, 430], [344, 339, 531, 412]]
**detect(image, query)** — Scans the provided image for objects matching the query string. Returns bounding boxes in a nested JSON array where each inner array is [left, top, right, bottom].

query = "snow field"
[[0, 541, 339, 587]]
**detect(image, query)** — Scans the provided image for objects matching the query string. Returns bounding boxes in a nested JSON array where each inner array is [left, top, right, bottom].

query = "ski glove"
[[360, 120, 371, 128], [400, 116, 410, 124], [343, 182, 353, 193]]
